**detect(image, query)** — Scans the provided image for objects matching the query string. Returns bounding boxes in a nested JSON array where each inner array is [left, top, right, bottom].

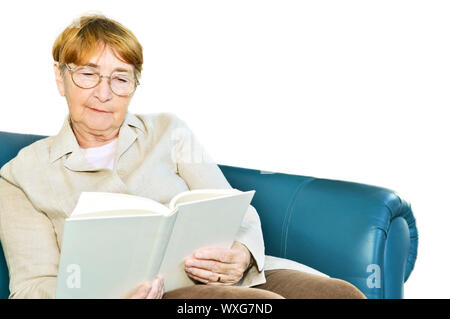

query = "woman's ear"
[[53, 62, 65, 96]]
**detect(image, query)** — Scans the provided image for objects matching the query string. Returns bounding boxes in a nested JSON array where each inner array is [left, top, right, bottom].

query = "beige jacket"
[[0, 112, 271, 299]]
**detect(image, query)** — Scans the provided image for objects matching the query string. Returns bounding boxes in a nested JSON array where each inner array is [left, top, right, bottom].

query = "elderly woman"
[[0, 14, 365, 299]]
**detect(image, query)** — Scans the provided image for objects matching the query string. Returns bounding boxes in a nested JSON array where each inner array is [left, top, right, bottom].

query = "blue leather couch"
[[0, 131, 418, 299]]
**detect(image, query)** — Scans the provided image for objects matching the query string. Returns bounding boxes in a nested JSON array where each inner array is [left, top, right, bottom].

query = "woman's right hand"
[[129, 275, 164, 299]]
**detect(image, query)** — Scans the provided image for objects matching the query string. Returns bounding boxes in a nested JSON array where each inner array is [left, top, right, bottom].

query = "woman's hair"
[[52, 14, 143, 80]]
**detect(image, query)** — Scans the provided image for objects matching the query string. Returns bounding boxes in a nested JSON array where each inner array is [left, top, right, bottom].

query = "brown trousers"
[[163, 269, 367, 299]]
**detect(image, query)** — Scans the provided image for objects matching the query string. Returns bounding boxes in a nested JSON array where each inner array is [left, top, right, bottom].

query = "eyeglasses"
[[64, 64, 139, 97]]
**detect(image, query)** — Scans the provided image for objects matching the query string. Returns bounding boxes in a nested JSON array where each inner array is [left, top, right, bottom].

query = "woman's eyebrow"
[[86, 63, 132, 73]]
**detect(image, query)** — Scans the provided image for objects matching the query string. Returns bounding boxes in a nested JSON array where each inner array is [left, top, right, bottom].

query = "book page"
[[159, 190, 255, 292], [168, 188, 241, 210], [70, 192, 172, 218], [55, 213, 174, 299]]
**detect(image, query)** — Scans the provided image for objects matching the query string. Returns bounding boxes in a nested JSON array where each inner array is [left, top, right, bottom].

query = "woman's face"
[[54, 45, 135, 138]]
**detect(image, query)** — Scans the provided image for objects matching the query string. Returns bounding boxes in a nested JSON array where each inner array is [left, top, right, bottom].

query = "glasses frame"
[[64, 63, 139, 97]]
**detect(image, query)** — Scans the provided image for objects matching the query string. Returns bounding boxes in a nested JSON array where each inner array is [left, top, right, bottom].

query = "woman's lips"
[[89, 107, 111, 113]]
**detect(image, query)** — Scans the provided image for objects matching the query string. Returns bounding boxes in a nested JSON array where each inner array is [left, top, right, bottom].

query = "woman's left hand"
[[184, 241, 253, 285]]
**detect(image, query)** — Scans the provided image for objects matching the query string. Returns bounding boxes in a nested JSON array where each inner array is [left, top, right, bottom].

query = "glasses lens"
[[72, 67, 100, 88], [110, 73, 135, 96]]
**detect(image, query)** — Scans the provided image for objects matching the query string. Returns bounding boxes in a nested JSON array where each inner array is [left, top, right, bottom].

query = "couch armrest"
[[219, 165, 418, 299]]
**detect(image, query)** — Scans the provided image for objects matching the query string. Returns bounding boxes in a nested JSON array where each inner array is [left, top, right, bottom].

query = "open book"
[[55, 188, 255, 299]]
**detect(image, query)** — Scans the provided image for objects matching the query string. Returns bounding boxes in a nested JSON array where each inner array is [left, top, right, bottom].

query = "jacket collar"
[[49, 112, 145, 171]]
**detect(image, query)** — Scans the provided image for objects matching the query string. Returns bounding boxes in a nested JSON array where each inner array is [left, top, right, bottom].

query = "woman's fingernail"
[[195, 252, 203, 258]]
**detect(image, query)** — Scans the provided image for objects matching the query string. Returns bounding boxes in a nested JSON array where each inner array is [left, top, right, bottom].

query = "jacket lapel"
[[116, 122, 138, 164], [49, 112, 145, 173]]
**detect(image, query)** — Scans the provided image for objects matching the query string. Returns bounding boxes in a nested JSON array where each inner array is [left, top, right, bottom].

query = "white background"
[[0, 0, 448, 298]]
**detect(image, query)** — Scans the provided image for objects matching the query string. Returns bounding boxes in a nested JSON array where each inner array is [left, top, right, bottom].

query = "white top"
[[80, 138, 118, 170]]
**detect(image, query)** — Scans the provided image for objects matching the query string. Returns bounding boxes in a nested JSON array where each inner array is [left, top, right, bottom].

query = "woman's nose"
[[93, 76, 113, 102]]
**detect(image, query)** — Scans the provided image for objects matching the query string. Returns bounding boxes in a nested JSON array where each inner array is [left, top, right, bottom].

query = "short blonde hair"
[[52, 14, 143, 80]]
